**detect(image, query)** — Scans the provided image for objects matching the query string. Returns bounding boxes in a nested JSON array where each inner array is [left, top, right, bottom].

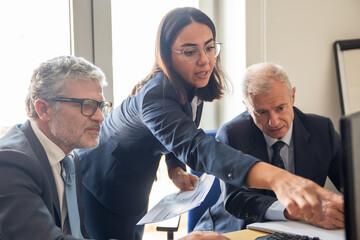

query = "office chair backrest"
[[187, 130, 221, 233]]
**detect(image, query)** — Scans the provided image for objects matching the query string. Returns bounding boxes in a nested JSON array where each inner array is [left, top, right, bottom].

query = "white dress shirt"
[[30, 120, 68, 228]]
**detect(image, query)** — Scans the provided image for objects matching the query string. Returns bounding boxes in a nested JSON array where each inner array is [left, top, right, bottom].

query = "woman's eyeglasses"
[[172, 41, 222, 63]]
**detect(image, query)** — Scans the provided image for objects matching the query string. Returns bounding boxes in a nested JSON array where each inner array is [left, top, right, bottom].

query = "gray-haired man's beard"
[[49, 116, 100, 151]]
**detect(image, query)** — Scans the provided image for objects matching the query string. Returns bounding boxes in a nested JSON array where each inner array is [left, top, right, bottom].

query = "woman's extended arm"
[[246, 161, 344, 223]]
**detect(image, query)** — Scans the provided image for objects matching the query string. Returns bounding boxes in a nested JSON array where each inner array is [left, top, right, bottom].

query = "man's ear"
[[34, 99, 52, 121], [292, 87, 296, 104]]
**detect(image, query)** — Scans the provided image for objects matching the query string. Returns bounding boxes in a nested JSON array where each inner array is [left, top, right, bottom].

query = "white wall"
[[246, 0, 360, 131], [246, 0, 360, 192], [199, 0, 247, 130]]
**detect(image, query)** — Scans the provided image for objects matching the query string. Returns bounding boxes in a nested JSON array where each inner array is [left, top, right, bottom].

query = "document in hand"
[[247, 220, 345, 240], [137, 173, 215, 225]]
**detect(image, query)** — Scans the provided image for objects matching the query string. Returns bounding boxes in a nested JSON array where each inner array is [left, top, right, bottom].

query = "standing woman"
[[77, 7, 342, 240]]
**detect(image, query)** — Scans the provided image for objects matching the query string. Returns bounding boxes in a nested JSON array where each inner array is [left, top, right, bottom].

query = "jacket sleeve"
[[217, 123, 277, 224], [165, 152, 187, 172], [0, 150, 81, 240], [140, 82, 260, 188], [224, 184, 277, 224]]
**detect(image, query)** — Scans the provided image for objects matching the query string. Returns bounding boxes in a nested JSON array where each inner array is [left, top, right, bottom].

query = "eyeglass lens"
[[81, 99, 111, 117], [100, 102, 112, 116], [182, 42, 220, 63]]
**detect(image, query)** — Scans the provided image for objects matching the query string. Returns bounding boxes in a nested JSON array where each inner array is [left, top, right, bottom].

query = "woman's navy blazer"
[[77, 72, 259, 225]]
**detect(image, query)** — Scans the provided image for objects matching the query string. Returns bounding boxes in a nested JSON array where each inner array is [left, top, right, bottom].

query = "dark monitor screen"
[[341, 111, 360, 240]]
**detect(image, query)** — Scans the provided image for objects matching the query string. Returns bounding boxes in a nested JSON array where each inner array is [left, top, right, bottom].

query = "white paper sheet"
[[137, 173, 215, 225], [247, 220, 345, 240]]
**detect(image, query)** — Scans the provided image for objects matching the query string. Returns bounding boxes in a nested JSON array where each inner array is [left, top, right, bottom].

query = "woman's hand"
[[169, 167, 198, 191], [246, 162, 344, 224], [284, 197, 344, 229], [271, 170, 344, 224]]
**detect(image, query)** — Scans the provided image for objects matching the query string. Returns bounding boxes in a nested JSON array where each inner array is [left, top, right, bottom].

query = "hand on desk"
[[178, 231, 230, 240], [170, 167, 198, 191], [284, 195, 344, 229]]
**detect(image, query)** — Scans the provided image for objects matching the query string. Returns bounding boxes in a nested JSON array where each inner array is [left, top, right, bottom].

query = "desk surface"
[[223, 229, 269, 240]]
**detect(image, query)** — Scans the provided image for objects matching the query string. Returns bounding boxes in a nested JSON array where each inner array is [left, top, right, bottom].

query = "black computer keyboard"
[[255, 232, 320, 240]]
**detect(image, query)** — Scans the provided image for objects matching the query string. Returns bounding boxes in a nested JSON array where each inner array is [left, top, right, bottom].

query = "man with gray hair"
[[0, 56, 231, 240], [195, 62, 344, 233], [0, 55, 112, 239]]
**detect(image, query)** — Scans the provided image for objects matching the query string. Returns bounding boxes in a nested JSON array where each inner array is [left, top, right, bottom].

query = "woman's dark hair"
[[131, 7, 227, 104]]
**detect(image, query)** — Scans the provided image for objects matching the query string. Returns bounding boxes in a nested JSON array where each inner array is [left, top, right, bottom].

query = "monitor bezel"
[[341, 111, 360, 240]]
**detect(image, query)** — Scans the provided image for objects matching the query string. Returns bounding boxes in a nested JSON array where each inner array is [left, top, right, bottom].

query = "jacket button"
[[227, 172, 233, 179]]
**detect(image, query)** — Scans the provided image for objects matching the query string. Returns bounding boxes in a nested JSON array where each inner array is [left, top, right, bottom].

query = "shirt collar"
[[263, 122, 293, 147], [29, 120, 66, 167]]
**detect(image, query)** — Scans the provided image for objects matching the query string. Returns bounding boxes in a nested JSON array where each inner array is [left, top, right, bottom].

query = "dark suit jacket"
[[0, 120, 88, 239], [194, 108, 343, 233], [76, 72, 260, 239]]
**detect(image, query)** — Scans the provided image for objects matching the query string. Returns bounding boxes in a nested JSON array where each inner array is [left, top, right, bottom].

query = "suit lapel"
[[21, 120, 62, 226], [73, 153, 87, 236], [292, 111, 315, 179], [182, 100, 193, 119], [181, 98, 203, 127], [249, 122, 269, 162], [248, 120, 276, 197], [194, 102, 203, 127]]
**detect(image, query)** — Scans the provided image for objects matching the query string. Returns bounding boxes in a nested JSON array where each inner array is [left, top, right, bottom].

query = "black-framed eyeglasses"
[[52, 97, 113, 117], [172, 41, 222, 63]]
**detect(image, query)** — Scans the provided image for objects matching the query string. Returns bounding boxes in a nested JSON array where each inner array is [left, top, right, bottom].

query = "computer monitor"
[[340, 111, 360, 240]]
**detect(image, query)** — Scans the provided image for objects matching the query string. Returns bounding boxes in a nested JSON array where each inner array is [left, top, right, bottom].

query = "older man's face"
[[49, 80, 104, 153], [246, 80, 295, 139]]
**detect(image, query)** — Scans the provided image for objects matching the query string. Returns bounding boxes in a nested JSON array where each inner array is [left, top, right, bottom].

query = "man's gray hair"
[[25, 55, 107, 119], [241, 62, 293, 104]]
